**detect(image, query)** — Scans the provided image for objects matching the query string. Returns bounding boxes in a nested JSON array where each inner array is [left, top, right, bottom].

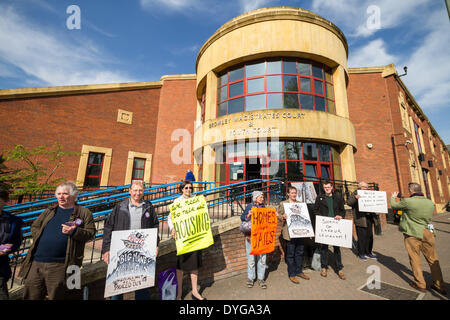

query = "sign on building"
[[357, 190, 388, 213], [315, 216, 352, 248], [104, 228, 157, 298]]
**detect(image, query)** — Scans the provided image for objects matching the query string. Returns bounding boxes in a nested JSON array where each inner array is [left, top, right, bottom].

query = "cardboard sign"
[[104, 228, 157, 298], [250, 207, 277, 255], [169, 195, 214, 255], [291, 182, 317, 204], [314, 216, 352, 248], [357, 190, 388, 213], [283, 202, 314, 238]]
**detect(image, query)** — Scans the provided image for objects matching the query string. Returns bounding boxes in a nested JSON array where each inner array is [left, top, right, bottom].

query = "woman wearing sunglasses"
[[167, 180, 206, 300]]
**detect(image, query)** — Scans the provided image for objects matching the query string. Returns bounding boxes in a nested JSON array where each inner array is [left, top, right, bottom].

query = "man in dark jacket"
[[0, 188, 23, 300], [19, 182, 95, 300], [313, 181, 346, 280], [347, 182, 377, 261], [101, 180, 159, 300]]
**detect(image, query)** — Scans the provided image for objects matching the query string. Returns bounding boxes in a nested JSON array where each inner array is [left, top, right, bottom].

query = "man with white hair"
[[102, 180, 159, 300], [391, 182, 447, 295], [20, 181, 95, 300], [347, 181, 377, 261]]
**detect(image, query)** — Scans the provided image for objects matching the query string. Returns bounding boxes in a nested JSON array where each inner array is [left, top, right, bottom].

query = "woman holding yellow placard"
[[241, 191, 268, 289], [167, 180, 206, 300]]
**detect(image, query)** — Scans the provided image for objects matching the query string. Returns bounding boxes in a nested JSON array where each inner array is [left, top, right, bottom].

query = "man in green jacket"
[[390, 182, 446, 295], [19, 181, 95, 300]]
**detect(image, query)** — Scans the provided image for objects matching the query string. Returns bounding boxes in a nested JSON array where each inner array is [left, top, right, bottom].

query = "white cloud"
[[239, 0, 274, 13], [0, 5, 133, 87], [348, 39, 397, 68]]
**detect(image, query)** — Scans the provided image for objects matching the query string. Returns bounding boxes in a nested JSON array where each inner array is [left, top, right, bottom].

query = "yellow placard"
[[169, 195, 214, 255]]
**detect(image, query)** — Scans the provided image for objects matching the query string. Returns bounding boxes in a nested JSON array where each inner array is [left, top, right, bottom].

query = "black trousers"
[[355, 216, 374, 255], [0, 276, 9, 300]]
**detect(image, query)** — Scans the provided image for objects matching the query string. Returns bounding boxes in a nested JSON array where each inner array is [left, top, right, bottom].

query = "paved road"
[[195, 212, 450, 300]]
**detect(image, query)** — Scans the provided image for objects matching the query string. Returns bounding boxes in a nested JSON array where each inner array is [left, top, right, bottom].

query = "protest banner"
[[104, 228, 157, 298], [250, 207, 277, 255], [357, 190, 388, 213], [283, 202, 314, 238], [315, 216, 352, 248], [169, 195, 214, 255]]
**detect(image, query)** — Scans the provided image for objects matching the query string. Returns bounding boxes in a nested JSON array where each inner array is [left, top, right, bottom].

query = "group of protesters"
[[0, 175, 447, 300]]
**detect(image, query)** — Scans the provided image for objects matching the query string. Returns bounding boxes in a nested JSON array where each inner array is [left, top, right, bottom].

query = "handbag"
[[240, 220, 251, 236], [311, 248, 321, 271]]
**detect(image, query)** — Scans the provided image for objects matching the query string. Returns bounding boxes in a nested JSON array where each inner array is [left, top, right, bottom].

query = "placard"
[[357, 190, 388, 213], [250, 207, 277, 255], [283, 202, 314, 238], [291, 182, 317, 204], [104, 228, 157, 298], [314, 216, 352, 248], [169, 195, 214, 255]]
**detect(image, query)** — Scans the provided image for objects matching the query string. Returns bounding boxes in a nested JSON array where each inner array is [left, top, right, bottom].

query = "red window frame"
[[131, 157, 146, 181], [84, 152, 104, 188]]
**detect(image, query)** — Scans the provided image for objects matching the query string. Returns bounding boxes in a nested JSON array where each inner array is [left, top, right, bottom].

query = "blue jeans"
[[320, 244, 343, 271], [110, 288, 150, 300], [245, 240, 267, 281], [286, 238, 304, 277]]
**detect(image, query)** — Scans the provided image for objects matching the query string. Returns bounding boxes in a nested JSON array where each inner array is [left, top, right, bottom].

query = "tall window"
[[217, 58, 334, 116], [414, 122, 423, 153], [84, 152, 104, 187], [132, 158, 146, 181]]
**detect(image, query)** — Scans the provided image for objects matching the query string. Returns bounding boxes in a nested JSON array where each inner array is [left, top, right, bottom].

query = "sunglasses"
[[184, 186, 193, 190]]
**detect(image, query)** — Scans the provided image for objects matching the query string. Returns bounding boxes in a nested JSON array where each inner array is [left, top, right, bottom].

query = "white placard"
[[357, 190, 388, 213], [291, 182, 317, 204], [104, 228, 157, 298], [314, 216, 352, 248], [283, 202, 314, 238]]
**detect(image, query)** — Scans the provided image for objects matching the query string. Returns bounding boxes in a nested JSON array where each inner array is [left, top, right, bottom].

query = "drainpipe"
[[391, 134, 404, 196]]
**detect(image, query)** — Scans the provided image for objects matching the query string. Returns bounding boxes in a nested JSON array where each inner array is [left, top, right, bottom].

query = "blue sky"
[[0, 0, 449, 143]]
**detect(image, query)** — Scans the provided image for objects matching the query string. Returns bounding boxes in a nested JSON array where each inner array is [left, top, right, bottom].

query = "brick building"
[[0, 7, 448, 211]]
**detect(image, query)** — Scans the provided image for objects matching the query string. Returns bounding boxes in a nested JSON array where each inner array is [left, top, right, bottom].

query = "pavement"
[[191, 211, 450, 300]]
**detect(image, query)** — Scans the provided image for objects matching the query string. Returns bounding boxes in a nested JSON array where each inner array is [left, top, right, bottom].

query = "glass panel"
[[269, 161, 285, 180], [287, 161, 304, 181], [227, 97, 245, 114], [300, 77, 311, 92], [305, 164, 317, 178], [218, 86, 227, 102], [84, 177, 100, 187], [86, 164, 101, 177], [326, 83, 334, 99], [230, 162, 244, 181], [267, 93, 283, 109], [318, 144, 331, 162], [132, 169, 144, 180], [284, 93, 299, 109], [325, 68, 333, 83], [133, 158, 145, 169], [327, 99, 335, 114], [300, 94, 313, 110], [229, 67, 244, 82], [314, 80, 324, 95], [283, 61, 297, 74], [298, 62, 311, 75], [247, 77, 264, 93], [320, 165, 330, 180], [312, 65, 323, 79], [246, 62, 265, 78], [283, 75, 298, 92], [219, 102, 227, 116], [267, 60, 282, 74], [286, 141, 302, 160], [246, 141, 267, 157], [246, 94, 266, 111], [88, 153, 103, 165], [303, 143, 317, 161], [267, 75, 282, 92], [229, 81, 243, 98], [315, 96, 326, 111], [269, 141, 285, 160], [218, 73, 228, 86]]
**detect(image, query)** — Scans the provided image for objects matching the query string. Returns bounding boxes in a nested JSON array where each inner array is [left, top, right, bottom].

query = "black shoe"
[[191, 294, 206, 300], [409, 282, 426, 293], [430, 284, 447, 295]]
